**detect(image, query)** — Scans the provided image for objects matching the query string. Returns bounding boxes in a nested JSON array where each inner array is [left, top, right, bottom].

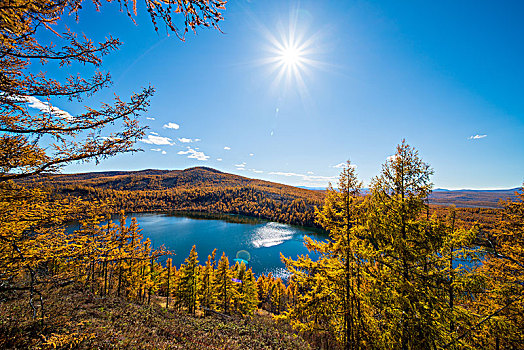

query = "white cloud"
[[332, 162, 357, 169], [177, 138, 200, 143], [224, 146, 231, 150], [249, 153, 254, 156], [150, 131, 159, 136], [235, 162, 246, 167], [25, 96, 74, 121], [177, 147, 210, 161], [146, 117, 155, 120], [163, 122, 180, 130], [236, 167, 246, 171], [251, 169, 264, 174], [269, 171, 302, 177], [307, 171, 314, 175], [141, 134, 175, 146], [469, 134, 487, 140], [269, 171, 337, 183], [216, 158, 223, 161], [306, 175, 338, 181], [151, 148, 168, 155]]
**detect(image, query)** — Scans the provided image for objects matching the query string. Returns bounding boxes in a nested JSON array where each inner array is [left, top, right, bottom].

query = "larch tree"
[[178, 245, 199, 315], [469, 188, 524, 349], [280, 161, 368, 349], [315, 160, 367, 349], [163, 257, 174, 309], [281, 141, 482, 349], [214, 252, 234, 314], [198, 248, 217, 310], [242, 267, 259, 316], [364, 140, 442, 349], [364, 140, 481, 349], [0, 0, 226, 317], [232, 261, 259, 317]]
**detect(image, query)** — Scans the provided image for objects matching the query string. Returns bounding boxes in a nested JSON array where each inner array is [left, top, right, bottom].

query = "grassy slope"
[[0, 286, 310, 350]]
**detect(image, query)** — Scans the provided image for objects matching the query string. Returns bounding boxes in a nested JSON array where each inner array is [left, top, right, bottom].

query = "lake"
[[121, 212, 325, 279]]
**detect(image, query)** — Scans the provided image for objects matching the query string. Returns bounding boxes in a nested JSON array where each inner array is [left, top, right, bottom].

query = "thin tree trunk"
[[166, 264, 170, 309], [449, 212, 456, 333]]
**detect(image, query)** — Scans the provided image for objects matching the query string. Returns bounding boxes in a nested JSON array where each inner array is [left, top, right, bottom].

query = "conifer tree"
[[270, 278, 287, 315], [214, 252, 234, 314], [363, 140, 482, 349], [470, 188, 524, 348], [231, 262, 259, 316], [281, 141, 481, 349], [256, 274, 269, 309], [232, 261, 246, 314], [280, 161, 368, 348], [198, 249, 217, 310], [164, 258, 174, 309], [178, 245, 199, 315], [242, 267, 260, 316]]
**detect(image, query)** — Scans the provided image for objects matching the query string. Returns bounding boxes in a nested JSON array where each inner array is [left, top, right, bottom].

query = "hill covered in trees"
[[22, 166, 514, 232], [429, 188, 519, 208], [4, 143, 523, 349], [24, 167, 320, 195], [23, 167, 325, 227]]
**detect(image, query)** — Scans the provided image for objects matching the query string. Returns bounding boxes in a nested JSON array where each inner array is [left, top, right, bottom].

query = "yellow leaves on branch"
[[0, 0, 226, 181]]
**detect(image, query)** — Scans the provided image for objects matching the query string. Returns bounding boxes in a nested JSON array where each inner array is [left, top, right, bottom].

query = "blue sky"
[[37, 0, 523, 189]]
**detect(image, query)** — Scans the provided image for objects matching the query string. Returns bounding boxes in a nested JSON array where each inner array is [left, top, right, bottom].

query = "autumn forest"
[[1, 1, 523, 350]]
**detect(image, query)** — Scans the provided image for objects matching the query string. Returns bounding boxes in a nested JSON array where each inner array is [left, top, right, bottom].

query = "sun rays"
[[256, 7, 325, 102]]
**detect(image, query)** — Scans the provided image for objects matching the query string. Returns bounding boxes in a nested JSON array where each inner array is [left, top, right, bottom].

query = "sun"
[[266, 29, 312, 84], [256, 8, 324, 102], [279, 46, 303, 68]]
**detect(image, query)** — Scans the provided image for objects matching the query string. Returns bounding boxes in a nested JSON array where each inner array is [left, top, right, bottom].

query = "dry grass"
[[0, 286, 310, 349]]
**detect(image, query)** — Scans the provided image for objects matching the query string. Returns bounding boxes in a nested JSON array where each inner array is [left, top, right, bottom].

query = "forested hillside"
[[4, 143, 523, 349], [22, 166, 510, 232], [23, 167, 324, 227], [2, 0, 522, 348], [429, 188, 519, 208]]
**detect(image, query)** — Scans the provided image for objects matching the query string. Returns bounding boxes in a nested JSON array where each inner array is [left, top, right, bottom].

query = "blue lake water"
[[119, 212, 325, 279]]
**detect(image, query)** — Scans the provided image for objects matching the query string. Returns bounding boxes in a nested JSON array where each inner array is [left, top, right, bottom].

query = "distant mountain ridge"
[[298, 184, 519, 208], [31, 167, 315, 196], [27, 167, 520, 209], [428, 187, 519, 208]]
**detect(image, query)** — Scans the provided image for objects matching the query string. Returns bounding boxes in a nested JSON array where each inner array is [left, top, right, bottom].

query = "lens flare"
[[256, 7, 326, 102], [235, 250, 251, 265]]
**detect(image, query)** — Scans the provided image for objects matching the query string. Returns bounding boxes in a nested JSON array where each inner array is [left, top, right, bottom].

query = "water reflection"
[[162, 211, 265, 225], [251, 222, 296, 248], [261, 267, 291, 281], [67, 212, 327, 277]]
